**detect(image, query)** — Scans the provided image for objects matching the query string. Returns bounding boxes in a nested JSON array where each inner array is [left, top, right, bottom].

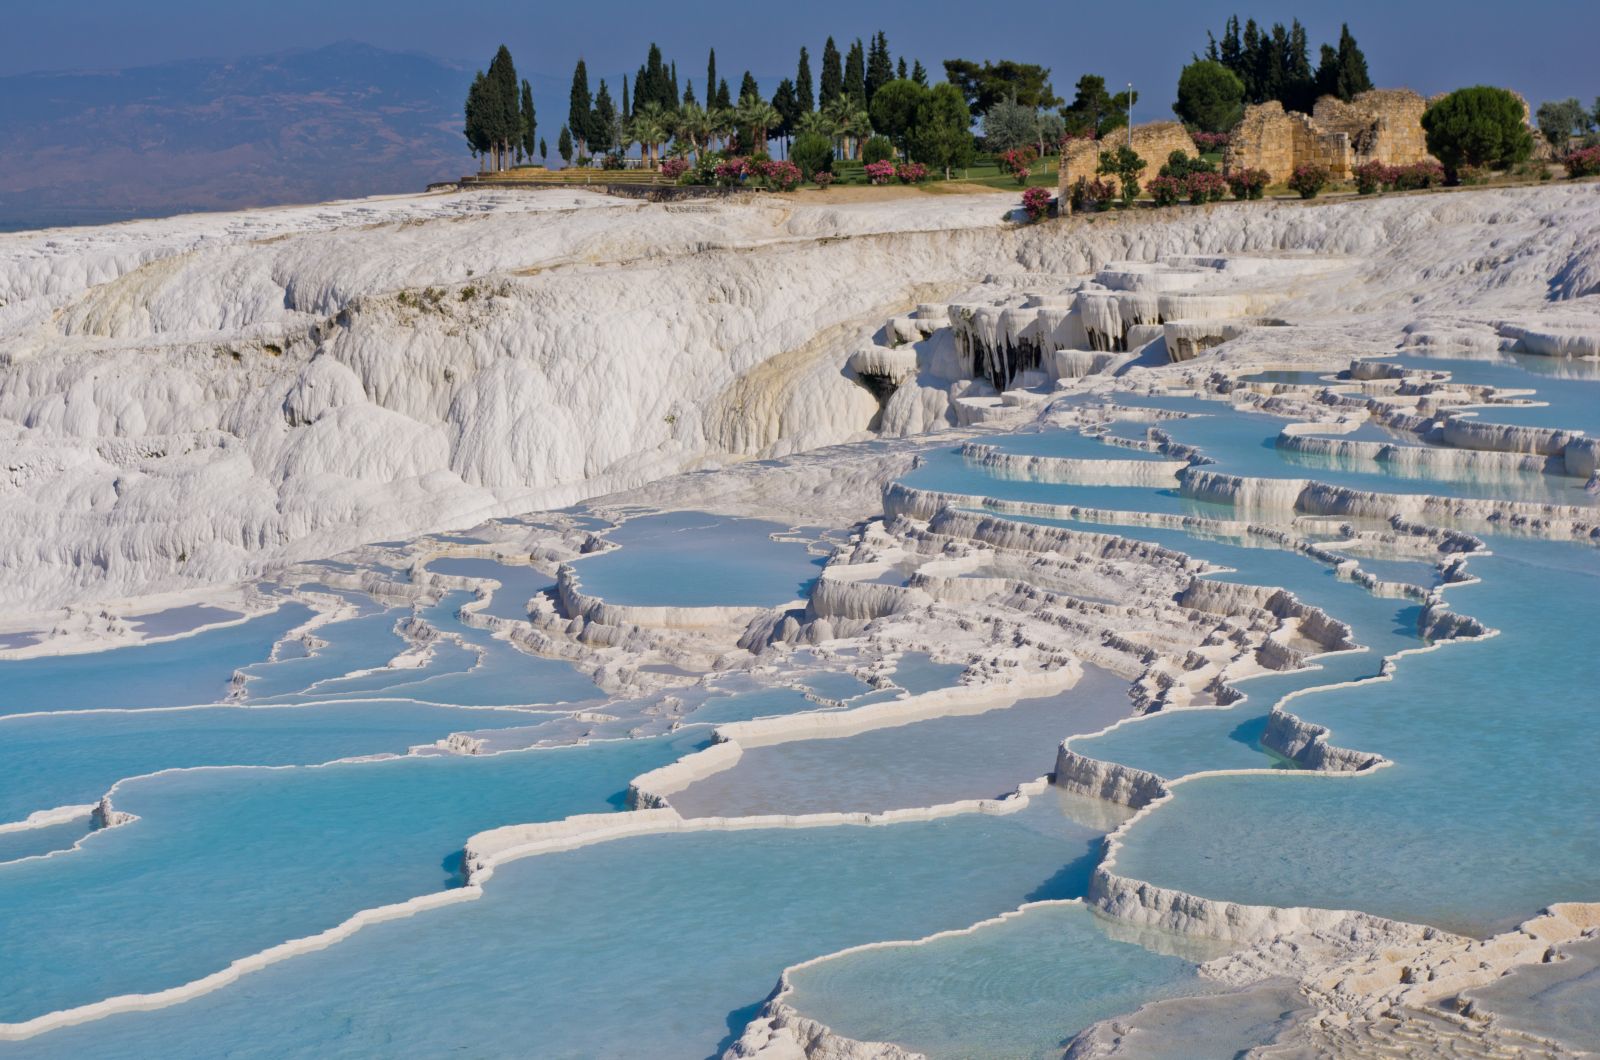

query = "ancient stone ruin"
[[1059, 122, 1198, 196], [1225, 88, 1436, 184]]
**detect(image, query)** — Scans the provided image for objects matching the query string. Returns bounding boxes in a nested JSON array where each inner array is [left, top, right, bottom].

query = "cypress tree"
[[716, 78, 731, 110], [539, 136, 547, 162], [1334, 25, 1373, 100], [773, 78, 799, 150], [463, 71, 491, 169], [622, 75, 632, 121], [486, 45, 519, 170], [1240, 20, 1262, 103], [671, 62, 680, 108], [911, 60, 927, 87], [820, 38, 842, 106], [558, 124, 572, 164], [706, 50, 718, 111], [645, 44, 665, 109], [897, 57, 907, 81], [740, 71, 760, 104], [520, 78, 537, 162], [569, 59, 592, 156], [1284, 20, 1315, 112], [797, 47, 815, 112], [683, 79, 697, 108], [866, 31, 894, 104], [845, 39, 866, 105], [592, 80, 617, 155]]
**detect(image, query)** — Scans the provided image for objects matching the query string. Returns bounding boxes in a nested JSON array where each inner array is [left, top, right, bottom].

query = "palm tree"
[[708, 106, 735, 153], [734, 97, 782, 153], [823, 98, 871, 160], [631, 102, 670, 168], [674, 103, 710, 158], [796, 110, 836, 139]]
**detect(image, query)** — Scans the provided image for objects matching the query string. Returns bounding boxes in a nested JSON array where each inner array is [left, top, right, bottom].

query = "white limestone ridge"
[[5, 183, 1600, 618]]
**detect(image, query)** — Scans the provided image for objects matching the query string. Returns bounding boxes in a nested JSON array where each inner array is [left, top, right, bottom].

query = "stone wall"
[[1226, 88, 1437, 184], [1058, 123, 1199, 198]]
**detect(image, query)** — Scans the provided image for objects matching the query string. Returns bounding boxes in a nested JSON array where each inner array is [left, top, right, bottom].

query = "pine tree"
[[911, 60, 927, 87], [569, 59, 592, 157], [740, 71, 760, 104], [897, 57, 908, 81], [820, 38, 843, 106], [683, 79, 697, 108], [1283, 20, 1315, 112], [1240, 19, 1262, 103], [866, 31, 894, 104], [716, 79, 732, 110], [845, 39, 867, 105], [706, 49, 718, 111], [797, 47, 815, 113], [520, 78, 537, 163]]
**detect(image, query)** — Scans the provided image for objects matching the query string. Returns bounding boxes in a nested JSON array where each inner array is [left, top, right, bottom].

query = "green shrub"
[[1421, 86, 1535, 182], [861, 135, 895, 165], [791, 133, 835, 181]]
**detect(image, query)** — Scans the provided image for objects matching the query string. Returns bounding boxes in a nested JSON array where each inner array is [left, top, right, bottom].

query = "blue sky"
[[6, 0, 1596, 108]]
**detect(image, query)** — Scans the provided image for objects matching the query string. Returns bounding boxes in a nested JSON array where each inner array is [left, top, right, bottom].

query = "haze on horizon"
[[1, 0, 1593, 230]]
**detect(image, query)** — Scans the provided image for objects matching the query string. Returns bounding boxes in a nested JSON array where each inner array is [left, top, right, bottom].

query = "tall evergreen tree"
[[683, 79, 697, 107], [644, 43, 666, 109], [558, 124, 572, 164], [716, 78, 732, 110], [897, 57, 908, 81], [520, 78, 537, 162], [820, 38, 843, 106], [706, 50, 718, 111], [844, 39, 867, 105], [622, 75, 632, 121], [485, 45, 519, 170], [671, 62, 680, 106], [772, 78, 800, 154], [463, 71, 491, 169], [739, 71, 760, 104], [569, 59, 592, 156], [1239, 19, 1262, 102], [796, 47, 815, 112], [592, 79, 617, 155], [911, 60, 928, 86], [539, 136, 547, 162], [1283, 20, 1315, 112], [866, 31, 894, 104], [1332, 24, 1372, 100]]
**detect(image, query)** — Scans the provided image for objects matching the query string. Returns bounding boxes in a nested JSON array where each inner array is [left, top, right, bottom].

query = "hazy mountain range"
[[0, 42, 569, 231]]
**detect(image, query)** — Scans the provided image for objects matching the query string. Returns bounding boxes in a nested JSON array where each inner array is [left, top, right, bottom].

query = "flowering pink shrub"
[[1021, 186, 1053, 221], [1394, 161, 1445, 190], [1012, 167, 1031, 185], [895, 162, 928, 184], [713, 156, 753, 185], [1146, 175, 1185, 207], [761, 159, 802, 191], [1288, 164, 1328, 199], [1226, 167, 1270, 200], [1186, 171, 1228, 204], [864, 160, 897, 185], [813, 171, 835, 189], [997, 146, 1039, 176], [1564, 146, 1600, 179], [1069, 176, 1118, 211], [1352, 160, 1389, 194], [1190, 131, 1231, 152], [660, 158, 690, 181]]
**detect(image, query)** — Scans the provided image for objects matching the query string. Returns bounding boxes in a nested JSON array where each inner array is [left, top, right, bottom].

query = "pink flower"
[[1021, 185, 1053, 221], [864, 160, 897, 185]]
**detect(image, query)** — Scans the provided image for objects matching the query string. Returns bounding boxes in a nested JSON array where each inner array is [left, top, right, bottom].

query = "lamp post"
[[1127, 82, 1134, 148]]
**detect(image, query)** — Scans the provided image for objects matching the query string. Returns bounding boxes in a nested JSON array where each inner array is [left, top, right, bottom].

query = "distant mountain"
[[0, 42, 536, 230]]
